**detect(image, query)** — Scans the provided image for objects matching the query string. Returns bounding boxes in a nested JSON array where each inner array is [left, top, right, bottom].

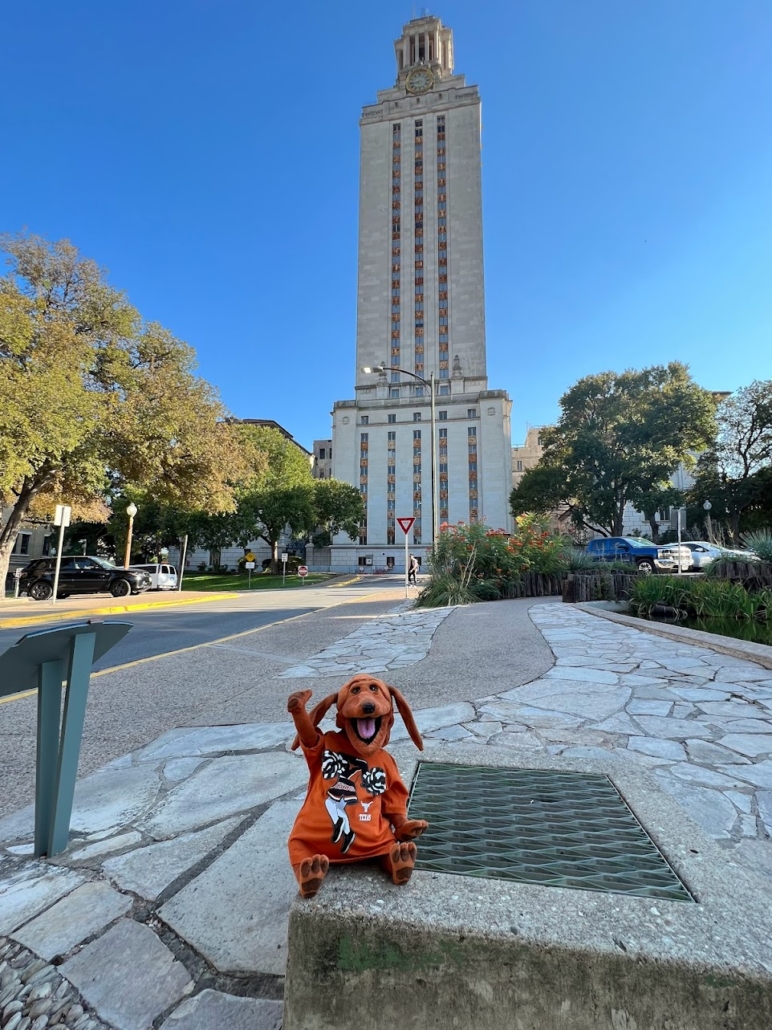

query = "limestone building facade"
[[330, 15, 513, 571]]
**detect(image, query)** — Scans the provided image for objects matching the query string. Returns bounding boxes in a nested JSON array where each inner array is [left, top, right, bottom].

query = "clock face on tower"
[[405, 68, 434, 94]]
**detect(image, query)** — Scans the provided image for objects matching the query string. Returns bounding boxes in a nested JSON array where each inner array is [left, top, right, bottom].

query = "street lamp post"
[[361, 364, 439, 549], [124, 503, 138, 570], [703, 500, 712, 543]]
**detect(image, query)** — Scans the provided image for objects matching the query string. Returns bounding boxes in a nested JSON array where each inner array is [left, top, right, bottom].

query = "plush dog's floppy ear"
[[388, 686, 424, 751], [290, 692, 338, 750]]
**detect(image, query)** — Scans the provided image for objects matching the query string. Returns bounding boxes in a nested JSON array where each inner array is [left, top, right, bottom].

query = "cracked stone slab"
[[133, 723, 292, 763], [633, 715, 712, 739], [722, 760, 772, 789], [69, 831, 143, 863], [11, 880, 131, 960], [627, 737, 686, 761], [103, 817, 244, 901], [159, 799, 302, 976], [0, 864, 84, 934], [720, 734, 772, 758], [138, 753, 307, 839], [653, 774, 739, 837], [62, 918, 192, 1030], [0, 765, 161, 844], [389, 702, 476, 742], [160, 989, 282, 1030]]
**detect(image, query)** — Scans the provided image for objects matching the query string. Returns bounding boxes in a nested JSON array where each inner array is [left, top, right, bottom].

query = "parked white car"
[[654, 543, 692, 573], [680, 542, 758, 571], [129, 563, 178, 590]]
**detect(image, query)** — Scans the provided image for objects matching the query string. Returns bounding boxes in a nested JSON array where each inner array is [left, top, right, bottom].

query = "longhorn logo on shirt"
[[321, 751, 386, 852]]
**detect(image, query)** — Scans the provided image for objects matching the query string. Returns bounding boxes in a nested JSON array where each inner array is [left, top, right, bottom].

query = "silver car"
[[681, 542, 758, 571]]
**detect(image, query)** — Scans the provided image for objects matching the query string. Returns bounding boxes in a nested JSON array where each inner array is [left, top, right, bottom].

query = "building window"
[[438, 411, 448, 420], [360, 415, 369, 425], [468, 427, 477, 437], [516, 460, 523, 472], [413, 412, 421, 422], [439, 427, 447, 438], [413, 429, 421, 440], [388, 413, 396, 423], [467, 408, 477, 419], [14, 533, 31, 556], [390, 388, 400, 398], [439, 385, 450, 395]]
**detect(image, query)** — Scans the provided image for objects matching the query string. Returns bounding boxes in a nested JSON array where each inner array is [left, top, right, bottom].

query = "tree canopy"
[[688, 381, 772, 544], [0, 233, 245, 584], [510, 363, 717, 537]]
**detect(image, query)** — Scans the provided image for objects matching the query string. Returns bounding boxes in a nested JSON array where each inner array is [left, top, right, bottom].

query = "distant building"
[[511, 426, 547, 489], [313, 440, 333, 480], [1, 510, 53, 585]]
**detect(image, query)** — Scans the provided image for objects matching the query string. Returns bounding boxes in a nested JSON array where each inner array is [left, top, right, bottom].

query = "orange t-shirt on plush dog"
[[289, 730, 409, 865]]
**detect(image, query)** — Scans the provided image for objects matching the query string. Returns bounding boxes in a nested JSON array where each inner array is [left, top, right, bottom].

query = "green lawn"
[[181, 572, 334, 592]]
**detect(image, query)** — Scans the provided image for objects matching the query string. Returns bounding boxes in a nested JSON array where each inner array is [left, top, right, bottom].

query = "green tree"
[[311, 479, 364, 548], [0, 233, 245, 587], [689, 381, 772, 545], [239, 426, 316, 571], [510, 363, 717, 537]]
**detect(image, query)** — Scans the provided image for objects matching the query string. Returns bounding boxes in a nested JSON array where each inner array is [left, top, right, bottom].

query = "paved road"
[[0, 605, 318, 672], [0, 578, 397, 673]]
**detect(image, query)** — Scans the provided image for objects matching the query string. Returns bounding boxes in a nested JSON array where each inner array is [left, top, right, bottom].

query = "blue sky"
[[2, 1, 771, 448]]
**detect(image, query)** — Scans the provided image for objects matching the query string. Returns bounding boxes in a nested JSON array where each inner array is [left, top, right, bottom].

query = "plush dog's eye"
[[369, 684, 378, 692], [351, 686, 360, 694]]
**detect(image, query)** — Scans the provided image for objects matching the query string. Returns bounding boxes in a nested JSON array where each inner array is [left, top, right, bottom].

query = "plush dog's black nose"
[[362, 702, 376, 715]]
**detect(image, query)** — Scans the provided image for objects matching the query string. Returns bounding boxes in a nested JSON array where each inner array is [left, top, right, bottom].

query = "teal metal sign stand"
[[0, 620, 131, 857]]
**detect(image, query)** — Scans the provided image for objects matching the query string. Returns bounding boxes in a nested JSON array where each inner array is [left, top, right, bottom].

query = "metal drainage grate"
[[407, 763, 693, 902]]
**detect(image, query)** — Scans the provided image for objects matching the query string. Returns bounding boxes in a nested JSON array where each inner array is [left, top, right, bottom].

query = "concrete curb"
[[0, 592, 239, 630], [576, 601, 772, 669]]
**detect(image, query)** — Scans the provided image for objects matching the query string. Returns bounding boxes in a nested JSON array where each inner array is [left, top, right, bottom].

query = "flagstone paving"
[[1, 600, 771, 1029]]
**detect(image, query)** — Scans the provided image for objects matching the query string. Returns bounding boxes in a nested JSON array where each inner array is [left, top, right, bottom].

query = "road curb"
[[0, 592, 239, 630]]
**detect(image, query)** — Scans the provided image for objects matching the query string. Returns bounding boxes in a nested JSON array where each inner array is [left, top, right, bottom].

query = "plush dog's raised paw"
[[287, 689, 313, 713], [389, 841, 417, 885], [298, 854, 329, 898]]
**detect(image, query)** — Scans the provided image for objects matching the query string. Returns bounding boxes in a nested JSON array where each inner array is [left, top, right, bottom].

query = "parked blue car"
[[586, 537, 689, 575]]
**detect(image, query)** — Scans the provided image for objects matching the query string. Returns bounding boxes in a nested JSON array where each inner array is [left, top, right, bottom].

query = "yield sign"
[[397, 517, 416, 535]]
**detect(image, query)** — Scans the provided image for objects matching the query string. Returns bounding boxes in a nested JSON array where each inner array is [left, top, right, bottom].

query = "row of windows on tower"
[[359, 409, 477, 425]]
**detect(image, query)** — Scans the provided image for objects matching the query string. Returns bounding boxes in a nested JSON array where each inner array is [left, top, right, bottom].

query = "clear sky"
[[2, 1, 771, 449]]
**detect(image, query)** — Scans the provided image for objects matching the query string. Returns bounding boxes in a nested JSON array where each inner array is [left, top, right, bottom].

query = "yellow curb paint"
[[0, 593, 239, 630]]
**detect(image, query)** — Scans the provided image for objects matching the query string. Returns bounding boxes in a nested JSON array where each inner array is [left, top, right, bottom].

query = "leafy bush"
[[416, 514, 572, 608], [629, 576, 770, 622], [742, 530, 772, 562]]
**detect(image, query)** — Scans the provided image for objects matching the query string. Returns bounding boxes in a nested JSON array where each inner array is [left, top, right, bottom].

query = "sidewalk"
[[1, 598, 771, 1029]]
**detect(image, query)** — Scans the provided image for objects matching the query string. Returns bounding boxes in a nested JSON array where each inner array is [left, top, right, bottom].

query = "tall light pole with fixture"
[[361, 364, 439, 549], [124, 503, 138, 570], [703, 499, 712, 543]]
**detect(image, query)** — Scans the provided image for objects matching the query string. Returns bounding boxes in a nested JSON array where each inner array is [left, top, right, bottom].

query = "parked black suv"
[[19, 557, 152, 601]]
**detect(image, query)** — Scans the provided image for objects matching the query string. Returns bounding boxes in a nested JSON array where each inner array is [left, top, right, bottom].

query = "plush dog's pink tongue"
[[357, 718, 376, 740]]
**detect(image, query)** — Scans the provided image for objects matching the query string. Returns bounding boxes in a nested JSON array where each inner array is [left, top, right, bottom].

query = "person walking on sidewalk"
[[408, 554, 419, 586]]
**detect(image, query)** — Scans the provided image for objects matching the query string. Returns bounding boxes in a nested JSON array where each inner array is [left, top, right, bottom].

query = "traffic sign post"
[[282, 552, 288, 587], [298, 565, 308, 586], [51, 504, 72, 605], [397, 517, 416, 597]]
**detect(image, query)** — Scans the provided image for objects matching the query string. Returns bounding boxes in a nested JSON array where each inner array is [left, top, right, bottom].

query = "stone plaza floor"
[[1, 600, 770, 1029]]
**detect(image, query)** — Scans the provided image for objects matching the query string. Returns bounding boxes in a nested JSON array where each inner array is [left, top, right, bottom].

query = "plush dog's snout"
[[362, 702, 376, 715]]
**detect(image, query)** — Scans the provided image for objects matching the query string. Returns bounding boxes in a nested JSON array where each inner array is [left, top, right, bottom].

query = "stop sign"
[[298, 566, 309, 578]]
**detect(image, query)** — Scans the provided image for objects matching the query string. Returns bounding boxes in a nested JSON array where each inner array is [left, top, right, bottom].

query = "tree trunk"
[[647, 513, 660, 543], [271, 539, 280, 576], [613, 504, 625, 537], [729, 511, 741, 548], [0, 481, 40, 594]]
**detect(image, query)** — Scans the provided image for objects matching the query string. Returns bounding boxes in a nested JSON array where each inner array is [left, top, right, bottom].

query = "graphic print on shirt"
[[321, 750, 387, 854]]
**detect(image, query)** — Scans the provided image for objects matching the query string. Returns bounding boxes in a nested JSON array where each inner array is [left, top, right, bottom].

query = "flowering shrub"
[[416, 514, 573, 607]]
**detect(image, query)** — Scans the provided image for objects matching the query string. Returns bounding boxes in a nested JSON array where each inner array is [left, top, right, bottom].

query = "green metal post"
[[47, 631, 97, 855], [34, 659, 65, 857]]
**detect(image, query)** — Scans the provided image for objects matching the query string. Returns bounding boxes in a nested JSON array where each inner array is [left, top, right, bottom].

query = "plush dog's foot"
[[298, 855, 329, 898], [388, 841, 417, 885]]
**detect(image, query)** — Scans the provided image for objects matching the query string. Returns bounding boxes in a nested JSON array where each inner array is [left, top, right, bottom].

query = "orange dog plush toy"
[[287, 675, 428, 898]]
